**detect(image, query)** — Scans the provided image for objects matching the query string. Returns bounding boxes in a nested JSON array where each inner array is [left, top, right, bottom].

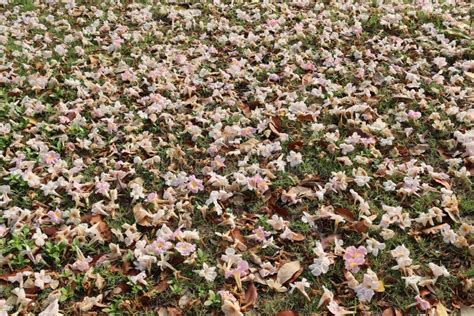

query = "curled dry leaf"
[[276, 261, 301, 285], [241, 282, 258, 311], [230, 228, 248, 251], [288, 232, 305, 242], [133, 203, 153, 226], [422, 224, 449, 235], [433, 177, 451, 190]]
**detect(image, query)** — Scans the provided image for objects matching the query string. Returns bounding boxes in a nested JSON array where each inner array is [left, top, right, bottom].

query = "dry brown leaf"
[[241, 282, 258, 310], [90, 215, 113, 241], [287, 186, 314, 199], [321, 234, 341, 249], [334, 207, 356, 222], [271, 116, 282, 132], [433, 177, 451, 190], [301, 73, 313, 86], [238, 103, 252, 117], [349, 220, 369, 233], [268, 191, 290, 217], [277, 261, 301, 285], [230, 228, 248, 251], [296, 114, 315, 122], [167, 307, 183, 316], [276, 311, 299, 316], [422, 224, 448, 234], [133, 203, 153, 226], [288, 140, 304, 151], [289, 232, 306, 242]]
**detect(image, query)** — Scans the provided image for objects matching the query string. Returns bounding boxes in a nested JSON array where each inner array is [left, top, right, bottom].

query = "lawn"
[[0, 0, 473, 315]]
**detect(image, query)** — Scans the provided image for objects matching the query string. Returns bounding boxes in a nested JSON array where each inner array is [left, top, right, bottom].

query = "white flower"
[[0, 299, 12, 316], [309, 256, 331, 276], [267, 215, 288, 231], [391, 244, 413, 270], [130, 271, 148, 286], [383, 180, 396, 192], [441, 226, 457, 244], [286, 151, 303, 167], [130, 183, 145, 200], [340, 143, 355, 155], [429, 263, 449, 281], [433, 57, 447, 68], [366, 238, 386, 256], [195, 263, 217, 282], [289, 278, 311, 300], [402, 275, 422, 294], [12, 287, 31, 306], [32, 228, 48, 247], [34, 270, 52, 289], [39, 298, 62, 316]]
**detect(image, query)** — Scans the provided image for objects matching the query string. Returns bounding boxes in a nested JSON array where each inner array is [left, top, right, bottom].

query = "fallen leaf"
[[287, 186, 314, 199], [133, 203, 153, 226], [382, 308, 394, 316], [289, 232, 305, 242], [276, 311, 299, 316], [90, 215, 113, 241], [271, 116, 282, 132], [277, 261, 301, 285], [167, 307, 183, 316], [268, 194, 290, 217], [238, 103, 252, 117], [435, 303, 448, 316], [296, 114, 315, 122], [461, 306, 474, 316], [241, 282, 258, 310], [288, 140, 304, 151], [334, 207, 356, 222], [230, 228, 248, 251], [321, 234, 341, 249], [349, 220, 369, 233], [433, 177, 451, 190], [422, 224, 448, 234]]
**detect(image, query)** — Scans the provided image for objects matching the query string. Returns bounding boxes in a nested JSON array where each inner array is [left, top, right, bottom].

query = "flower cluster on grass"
[[0, 0, 472, 315]]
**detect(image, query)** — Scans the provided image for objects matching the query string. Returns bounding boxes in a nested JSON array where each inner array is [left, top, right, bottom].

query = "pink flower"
[[343, 246, 367, 273], [147, 192, 159, 203], [249, 226, 269, 242], [175, 242, 196, 256], [42, 151, 60, 165], [95, 181, 110, 196], [407, 110, 421, 121], [211, 156, 225, 169], [121, 70, 136, 82], [247, 175, 269, 194], [225, 260, 249, 278], [72, 256, 93, 272], [415, 295, 431, 311], [47, 209, 63, 224], [187, 176, 204, 193], [146, 238, 172, 255]]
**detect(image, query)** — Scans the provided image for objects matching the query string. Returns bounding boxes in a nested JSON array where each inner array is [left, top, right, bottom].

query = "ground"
[[0, 0, 473, 315]]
